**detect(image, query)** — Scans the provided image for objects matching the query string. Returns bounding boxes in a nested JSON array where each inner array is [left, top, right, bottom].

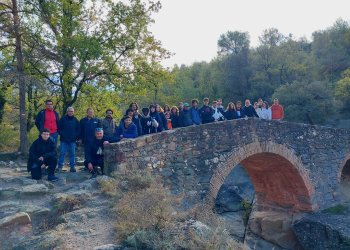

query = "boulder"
[[93, 244, 124, 250], [244, 231, 283, 250], [215, 164, 254, 213], [249, 211, 299, 249], [293, 212, 350, 250], [221, 211, 246, 241], [20, 184, 49, 196], [0, 212, 31, 230]]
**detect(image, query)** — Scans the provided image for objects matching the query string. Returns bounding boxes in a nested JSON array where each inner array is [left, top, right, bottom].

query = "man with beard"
[[101, 109, 116, 139], [85, 128, 110, 178]]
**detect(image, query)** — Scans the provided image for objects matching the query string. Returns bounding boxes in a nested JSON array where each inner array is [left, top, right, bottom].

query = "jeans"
[[50, 132, 59, 147], [58, 142, 76, 168]]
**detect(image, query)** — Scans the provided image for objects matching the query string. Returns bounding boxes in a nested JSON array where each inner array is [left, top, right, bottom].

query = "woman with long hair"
[[224, 102, 238, 120]]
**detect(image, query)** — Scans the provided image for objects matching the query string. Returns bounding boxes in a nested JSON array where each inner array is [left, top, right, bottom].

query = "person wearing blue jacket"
[[190, 99, 201, 125], [57, 107, 80, 172], [114, 115, 138, 142], [119, 109, 143, 136], [179, 103, 193, 127]]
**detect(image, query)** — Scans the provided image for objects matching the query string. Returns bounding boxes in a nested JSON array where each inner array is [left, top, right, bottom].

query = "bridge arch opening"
[[209, 142, 315, 212], [240, 152, 312, 211]]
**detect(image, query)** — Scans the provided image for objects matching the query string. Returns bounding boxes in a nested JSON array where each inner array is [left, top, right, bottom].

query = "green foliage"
[[218, 31, 250, 55], [336, 68, 350, 108], [273, 81, 336, 124], [322, 204, 348, 215], [241, 199, 253, 226], [22, 0, 170, 114]]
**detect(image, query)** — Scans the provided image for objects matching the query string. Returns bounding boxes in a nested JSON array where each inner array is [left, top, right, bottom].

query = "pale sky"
[[150, 0, 350, 67]]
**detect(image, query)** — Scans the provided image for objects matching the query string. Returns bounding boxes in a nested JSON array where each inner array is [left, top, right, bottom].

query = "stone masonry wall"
[[104, 118, 350, 211]]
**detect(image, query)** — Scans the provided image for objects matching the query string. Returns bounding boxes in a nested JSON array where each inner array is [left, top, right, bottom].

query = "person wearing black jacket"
[[242, 99, 259, 118], [79, 108, 101, 168], [199, 97, 215, 124], [57, 107, 80, 172], [140, 107, 153, 135], [170, 106, 180, 129], [85, 128, 110, 177], [27, 128, 58, 181], [224, 102, 238, 120], [156, 104, 168, 131]]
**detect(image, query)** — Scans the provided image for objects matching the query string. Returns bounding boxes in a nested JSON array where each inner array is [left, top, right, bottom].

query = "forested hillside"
[[149, 19, 350, 125]]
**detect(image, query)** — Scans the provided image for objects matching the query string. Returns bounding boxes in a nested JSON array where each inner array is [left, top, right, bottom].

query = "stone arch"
[[208, 141, 316, 212], [339, 153, 350, 182]]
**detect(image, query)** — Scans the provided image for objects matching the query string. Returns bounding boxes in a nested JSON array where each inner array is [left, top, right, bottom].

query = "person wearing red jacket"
[[35, 99, 59, 146], [271, 98, 284, 120]]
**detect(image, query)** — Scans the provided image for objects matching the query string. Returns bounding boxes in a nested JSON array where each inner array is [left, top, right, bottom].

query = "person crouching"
[[85, 128, 110, 178], [27, 128, 59, 181]]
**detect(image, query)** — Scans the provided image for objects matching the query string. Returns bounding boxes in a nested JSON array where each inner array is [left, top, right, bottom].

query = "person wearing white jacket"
[[259, 101, 272, 120]]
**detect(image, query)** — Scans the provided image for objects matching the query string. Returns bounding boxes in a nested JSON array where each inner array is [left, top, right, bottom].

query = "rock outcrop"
[[293, 212, 350, 250]]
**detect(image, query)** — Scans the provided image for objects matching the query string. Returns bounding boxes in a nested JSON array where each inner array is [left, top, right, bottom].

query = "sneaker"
[[70, 167, 76, 173], [48, 175, 59, 182]]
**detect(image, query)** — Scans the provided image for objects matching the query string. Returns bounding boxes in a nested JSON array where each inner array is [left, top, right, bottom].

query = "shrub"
[[52, 194, 81, 215], [97, 177, 117, 196], [322, 204, 348, 215], [114, 169, 240, 250]]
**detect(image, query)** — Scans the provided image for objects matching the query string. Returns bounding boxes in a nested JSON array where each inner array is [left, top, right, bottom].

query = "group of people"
[[27, 97, 284, 180]]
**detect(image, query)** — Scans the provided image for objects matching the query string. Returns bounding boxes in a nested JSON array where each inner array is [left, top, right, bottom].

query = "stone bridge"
[[105, 118, 350, 212]]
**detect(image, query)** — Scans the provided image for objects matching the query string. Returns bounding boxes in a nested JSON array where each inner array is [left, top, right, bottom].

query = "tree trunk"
[[12, 0, 28, 154]]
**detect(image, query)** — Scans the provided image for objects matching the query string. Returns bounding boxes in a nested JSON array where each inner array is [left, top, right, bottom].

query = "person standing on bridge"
[[199, 97, 215, 124], [190, 99, 201, 125], [271, 98, 284, 120], [242, 99, 259, 118], [212, 100, 225, 122], [114, 115, 138, 141], [259, 101, 272, 120], [235, 101, 244, 119], [224, 102, 238, 120]]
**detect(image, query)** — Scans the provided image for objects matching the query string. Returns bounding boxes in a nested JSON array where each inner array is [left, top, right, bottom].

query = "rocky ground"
[[1, 158, 350, 250], [0, 160, 119, 250]]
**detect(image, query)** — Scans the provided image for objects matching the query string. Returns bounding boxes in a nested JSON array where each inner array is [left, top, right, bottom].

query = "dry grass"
[[97, 177, 118, 196], [52, 194, 81, 215], [113, 169, 240, 250]]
